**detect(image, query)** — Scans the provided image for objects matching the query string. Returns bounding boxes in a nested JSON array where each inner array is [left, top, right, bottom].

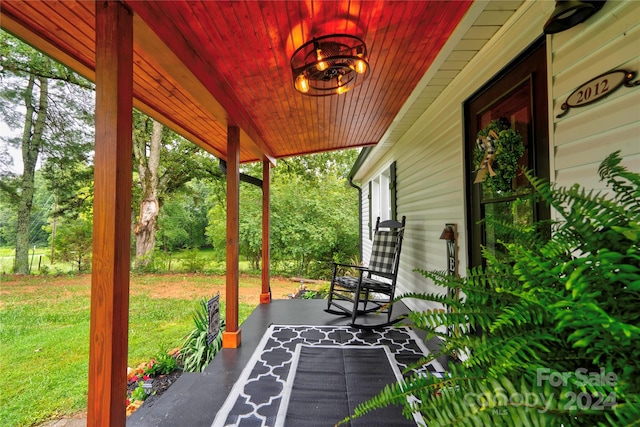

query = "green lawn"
[[0, 274, 262, 427]]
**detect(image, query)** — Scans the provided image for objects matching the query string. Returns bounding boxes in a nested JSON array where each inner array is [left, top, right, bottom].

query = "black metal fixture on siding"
[[290, 34, 370, 96], [543, 0, 606, 34]]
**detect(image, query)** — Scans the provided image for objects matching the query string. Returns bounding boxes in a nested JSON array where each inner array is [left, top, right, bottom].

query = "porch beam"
[[260, 160, 271, 304], [223, 125, 241, 348], [88, 2, 133, 426]]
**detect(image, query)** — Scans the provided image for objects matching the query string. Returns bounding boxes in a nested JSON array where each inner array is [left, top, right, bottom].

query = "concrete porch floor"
[[126, 298, 449, 427]]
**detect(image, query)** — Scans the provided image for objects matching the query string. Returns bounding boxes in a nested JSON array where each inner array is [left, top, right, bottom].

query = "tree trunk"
[[133, 119, 162, 268], [14, 75, 48, 274]]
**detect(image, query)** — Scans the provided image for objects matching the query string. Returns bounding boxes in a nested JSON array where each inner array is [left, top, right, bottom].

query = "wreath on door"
[[473, 119, 524, 193]]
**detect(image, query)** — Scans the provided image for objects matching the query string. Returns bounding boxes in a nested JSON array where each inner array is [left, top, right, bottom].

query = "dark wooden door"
[[465, 39, 550, 268]]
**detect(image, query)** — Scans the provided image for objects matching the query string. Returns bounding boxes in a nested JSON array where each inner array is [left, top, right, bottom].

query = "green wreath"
[[473, 119, 524, 194]]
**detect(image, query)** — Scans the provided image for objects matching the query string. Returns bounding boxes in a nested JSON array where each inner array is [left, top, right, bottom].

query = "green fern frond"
[[598, 150, 640, 212]]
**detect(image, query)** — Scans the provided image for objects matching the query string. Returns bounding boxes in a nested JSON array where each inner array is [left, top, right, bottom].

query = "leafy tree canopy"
[[206, 150, 360, 277]]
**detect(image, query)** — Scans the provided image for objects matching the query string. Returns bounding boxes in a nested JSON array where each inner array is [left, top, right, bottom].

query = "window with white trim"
[[368, 162, 396, 239]]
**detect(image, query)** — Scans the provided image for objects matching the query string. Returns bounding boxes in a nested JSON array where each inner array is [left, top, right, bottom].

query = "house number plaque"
[[557, 69, 639, 118]]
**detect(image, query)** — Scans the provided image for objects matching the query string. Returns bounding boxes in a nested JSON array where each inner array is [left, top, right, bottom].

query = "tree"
[[270, 173, 358, 276], [235, 185, 263, 270], [277, 149, 359, 182], [0, 31, 94, 273], [52, 215, 93, 272], [0, 198, 17, 247], [41, 163, 94, 264], [131, 110, 221, 268], [271, 150, 359, 276], [9, 71, 47, 274], [133, 116, 163, 267], [206, 150, 360, 277], [0, 171, 52, 249], [157, 180, 214, 251]]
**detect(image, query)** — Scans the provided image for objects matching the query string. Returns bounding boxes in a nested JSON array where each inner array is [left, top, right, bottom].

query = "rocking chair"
[[326, 216, 406, 327]]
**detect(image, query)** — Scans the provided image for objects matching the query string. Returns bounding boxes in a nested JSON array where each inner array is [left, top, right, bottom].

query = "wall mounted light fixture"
[[439, 225, 455, 241], [440, 224, 457, 277], [543, 0, 606, 34]]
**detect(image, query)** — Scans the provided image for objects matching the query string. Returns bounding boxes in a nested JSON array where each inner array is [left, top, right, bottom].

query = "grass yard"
[[0, 273, 300, 427]]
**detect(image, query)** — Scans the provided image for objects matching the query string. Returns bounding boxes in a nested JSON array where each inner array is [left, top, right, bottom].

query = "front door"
[[465, 39, 550, 268]]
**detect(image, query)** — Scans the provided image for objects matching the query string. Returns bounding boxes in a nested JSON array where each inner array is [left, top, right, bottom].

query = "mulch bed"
[[140, 369, 183, 407], [126, 369, 183, 415]]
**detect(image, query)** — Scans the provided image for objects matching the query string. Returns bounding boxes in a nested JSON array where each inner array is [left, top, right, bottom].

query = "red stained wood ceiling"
[[1, 1, 472, 163]]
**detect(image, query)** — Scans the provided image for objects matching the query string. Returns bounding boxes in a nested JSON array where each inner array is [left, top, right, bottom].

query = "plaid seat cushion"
[[368, 230, 399, 274], [334, 275, 393, 291]]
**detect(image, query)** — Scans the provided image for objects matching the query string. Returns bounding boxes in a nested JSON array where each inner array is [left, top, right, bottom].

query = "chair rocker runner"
[[326, 216, 406, 327]]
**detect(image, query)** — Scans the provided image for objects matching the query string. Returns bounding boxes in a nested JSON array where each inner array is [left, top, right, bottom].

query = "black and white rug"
[[212, 325, 444, 427]]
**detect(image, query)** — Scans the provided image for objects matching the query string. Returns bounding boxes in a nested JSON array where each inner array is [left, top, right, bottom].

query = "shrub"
[[129, 380, 150, 403], [343, 151, 639, 426], [181, 248, 207, 273], [144, 350, 179, 377], [180, 298, 225, 372], [301, 290, 317, 299]]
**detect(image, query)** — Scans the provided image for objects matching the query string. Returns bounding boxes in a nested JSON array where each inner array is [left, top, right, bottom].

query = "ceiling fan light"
[[336, 74, 349, 94], [316, 49, 328, 71], [291, 34, 370, 96], [314, 40, 328, 72], [354, 59, 367, 74], [295, 74, 310, 93]]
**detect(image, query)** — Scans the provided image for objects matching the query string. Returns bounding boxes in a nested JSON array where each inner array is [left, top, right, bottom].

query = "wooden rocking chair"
[[326, 216, 406, 327]]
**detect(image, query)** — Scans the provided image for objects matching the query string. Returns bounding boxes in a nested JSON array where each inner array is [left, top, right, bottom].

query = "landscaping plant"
[[127, 374, 151, 404], [343, 151, 639, 426], [180, 297, 225, 372], [126, 349, 180, 412], [144, 349, 180, 376]]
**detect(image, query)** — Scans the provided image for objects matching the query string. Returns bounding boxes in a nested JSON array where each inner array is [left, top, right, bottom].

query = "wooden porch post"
[[223, 125, 241, 348], [260, 160, 271, 304], [88, 2, 133, 426]]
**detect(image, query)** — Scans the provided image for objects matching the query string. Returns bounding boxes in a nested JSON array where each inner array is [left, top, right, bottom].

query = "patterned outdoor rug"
[[212, 324, 444, 427]]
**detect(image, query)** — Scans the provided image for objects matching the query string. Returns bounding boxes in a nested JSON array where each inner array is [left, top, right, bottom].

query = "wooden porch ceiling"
[[1, 0, 472, 164]]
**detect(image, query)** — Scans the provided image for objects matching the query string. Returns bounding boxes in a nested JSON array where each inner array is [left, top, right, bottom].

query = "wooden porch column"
[[88, 2, 133, 426], [260, 160, 271, 304], [223, 125, 241, 348]]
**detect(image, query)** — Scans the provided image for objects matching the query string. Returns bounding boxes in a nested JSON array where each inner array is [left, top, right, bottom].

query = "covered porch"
[[0, 1, 490, 424], [127, 298, 451, 427]]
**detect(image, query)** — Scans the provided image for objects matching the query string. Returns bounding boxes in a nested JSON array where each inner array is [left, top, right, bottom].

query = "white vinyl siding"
[[549, 0, 640, 202]]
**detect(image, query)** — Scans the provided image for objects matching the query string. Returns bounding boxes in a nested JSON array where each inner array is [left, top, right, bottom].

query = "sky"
[[0, 120, 22, 175]]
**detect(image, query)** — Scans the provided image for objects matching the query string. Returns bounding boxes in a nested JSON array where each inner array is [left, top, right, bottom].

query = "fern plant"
[[342, 151, 639, 426]]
